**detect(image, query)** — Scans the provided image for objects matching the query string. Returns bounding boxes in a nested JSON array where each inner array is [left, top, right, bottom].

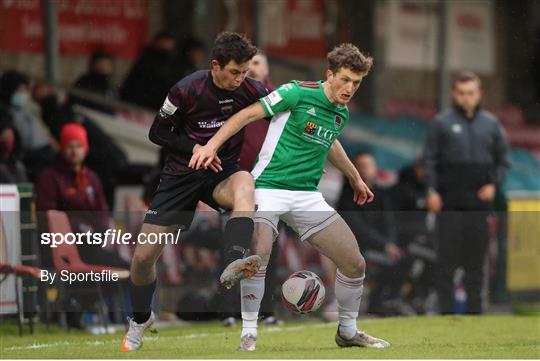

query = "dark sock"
[[130, 279, 156, 323], [223, 217, 254, 266]]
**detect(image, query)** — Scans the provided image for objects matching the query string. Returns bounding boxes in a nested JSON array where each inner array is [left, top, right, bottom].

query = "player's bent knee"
[[132, 251, 158, 272], [233, 178, 254, 197], [233, 172, 254, 189], [235, 185, 254, 200], [341, 254, 366, 278]]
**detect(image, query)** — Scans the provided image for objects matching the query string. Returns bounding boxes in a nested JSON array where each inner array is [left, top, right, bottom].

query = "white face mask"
[[10, 91, 30, 108]]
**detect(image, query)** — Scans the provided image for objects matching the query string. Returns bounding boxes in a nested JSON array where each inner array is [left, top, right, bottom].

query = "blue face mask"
[[10, 92, 30, 108]]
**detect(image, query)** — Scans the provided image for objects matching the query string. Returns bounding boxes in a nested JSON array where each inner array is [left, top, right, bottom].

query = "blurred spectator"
[[32, 83, 129, 208], [338, 153, 403, 261], [391, 159, 437, 313], [31, 81, 71, 138], [0, 70, 56, 180], [35, 123, 129, 270], [175, 36, 206, 78], [239, 51, 275, 171], [337, 153, 408, 315], [247, 51, 274, 90], [0, 106, 27, 183], [391, 158, 430, 243], [74, 51, 116, 99], [72, 51, 117, 113], [424, 70, 510, 314], [120, 31, 177, 110]]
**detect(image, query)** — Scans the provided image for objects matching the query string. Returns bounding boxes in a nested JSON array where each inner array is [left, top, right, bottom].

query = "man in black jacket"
[[72, 51, 117, 113], [423, 70, 509, 314], [120, 32, 177, 110]]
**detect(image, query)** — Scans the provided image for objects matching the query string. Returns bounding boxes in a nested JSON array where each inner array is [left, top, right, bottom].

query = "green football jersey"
[[253, 80, 349, 191]]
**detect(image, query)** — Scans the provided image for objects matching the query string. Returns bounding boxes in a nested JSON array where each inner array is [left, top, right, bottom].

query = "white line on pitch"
[[3, 322, 336, 351]]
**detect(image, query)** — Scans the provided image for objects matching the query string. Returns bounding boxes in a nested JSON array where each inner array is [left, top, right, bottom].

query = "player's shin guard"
[[129, 279, 156, 324], [240, 266, 266, 337], [223, 217, 254, 266], [335, 270, 365, 339]]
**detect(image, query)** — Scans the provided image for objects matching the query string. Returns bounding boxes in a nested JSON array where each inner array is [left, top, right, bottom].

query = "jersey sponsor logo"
[[198, 119, 225, 129], [219, 98, 234, 104], [302, 121, 338, 147], [334, 115, 342, 129], [265, 90, 283, 106], [159, 97, 177, 117], [306, 107, 317, 117]]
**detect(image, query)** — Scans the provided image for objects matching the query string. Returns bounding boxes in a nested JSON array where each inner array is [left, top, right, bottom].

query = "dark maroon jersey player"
[[150, 69, 267, 176], [123, 32, 268, 352]]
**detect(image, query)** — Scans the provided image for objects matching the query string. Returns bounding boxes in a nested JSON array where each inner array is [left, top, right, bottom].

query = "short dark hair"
[[327, 43, 373, 75], [453, 70, 482, 89], [0, 70, 30, 105], [211, 32, 258, 67], [353, 151, 374, 160], [152, 31, 175, 42], [90, 51, 112, 66]]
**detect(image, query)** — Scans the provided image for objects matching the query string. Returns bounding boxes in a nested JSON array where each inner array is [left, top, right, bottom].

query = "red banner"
[[259, 0, 327, 59], [0, 0, 148, 59]]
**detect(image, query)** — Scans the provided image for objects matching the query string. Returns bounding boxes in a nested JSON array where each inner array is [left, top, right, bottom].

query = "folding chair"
[[0, 263, 42, 335], [46, 210, 129, 332]]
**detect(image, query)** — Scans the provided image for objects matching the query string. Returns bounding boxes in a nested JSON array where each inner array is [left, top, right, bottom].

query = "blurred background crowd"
[[0, 0, 538, 333]]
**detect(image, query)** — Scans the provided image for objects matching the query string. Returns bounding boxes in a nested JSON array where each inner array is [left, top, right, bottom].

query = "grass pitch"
[[1, 315, 539, 359]]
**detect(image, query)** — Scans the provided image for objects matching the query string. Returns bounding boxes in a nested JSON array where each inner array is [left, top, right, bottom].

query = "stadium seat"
[[46, 210, 130, 331], [0, 262, 43, 335]]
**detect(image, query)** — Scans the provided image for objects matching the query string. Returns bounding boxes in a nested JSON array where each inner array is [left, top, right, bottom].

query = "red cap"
[[60, 123, 89, 152]]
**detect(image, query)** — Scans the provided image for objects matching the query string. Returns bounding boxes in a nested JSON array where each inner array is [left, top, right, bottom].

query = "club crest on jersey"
[[334, 115, 342, 129], [221, 105, 233, 115], [304, 121, 317, 134]]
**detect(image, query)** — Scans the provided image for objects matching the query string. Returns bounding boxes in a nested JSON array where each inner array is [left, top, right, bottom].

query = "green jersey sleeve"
[[259, 82, 301, 117]]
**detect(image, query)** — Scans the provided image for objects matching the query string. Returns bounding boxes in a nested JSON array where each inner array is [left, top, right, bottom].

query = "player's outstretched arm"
[[149, 115, 223, 172], [328, 140, 374, 205], [189, 102, 266, 170]]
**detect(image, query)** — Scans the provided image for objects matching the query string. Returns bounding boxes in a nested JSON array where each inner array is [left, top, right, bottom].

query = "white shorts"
[[254, 188, 340, 241]]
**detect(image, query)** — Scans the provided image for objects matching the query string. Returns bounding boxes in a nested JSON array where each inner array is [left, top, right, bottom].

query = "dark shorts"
[[144, 164, 241, 228]]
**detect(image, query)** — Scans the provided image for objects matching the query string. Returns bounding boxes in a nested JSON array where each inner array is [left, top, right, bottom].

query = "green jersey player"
[[190, 44, 390, 351]]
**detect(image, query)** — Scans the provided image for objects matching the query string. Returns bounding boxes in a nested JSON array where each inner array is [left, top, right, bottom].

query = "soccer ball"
[[281, 270, 325, 314]]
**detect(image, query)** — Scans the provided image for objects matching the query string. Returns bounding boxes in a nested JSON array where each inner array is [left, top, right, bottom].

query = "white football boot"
[[335, 328, 390, 348], [121, 312, 156, 351], [238, 333, 257, 351]]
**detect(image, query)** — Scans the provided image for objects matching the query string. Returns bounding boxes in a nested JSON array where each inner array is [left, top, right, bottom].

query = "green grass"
[[1, 315, 539, 359]]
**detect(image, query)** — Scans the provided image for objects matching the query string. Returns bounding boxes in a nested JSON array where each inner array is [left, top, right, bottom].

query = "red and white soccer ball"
[[281, 270, 325, 314]]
